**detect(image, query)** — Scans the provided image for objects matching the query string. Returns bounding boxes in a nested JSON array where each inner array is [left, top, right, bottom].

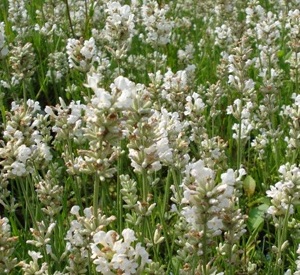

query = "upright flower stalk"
[[176, 159, 246, 274], [266, 163, 300, 274]]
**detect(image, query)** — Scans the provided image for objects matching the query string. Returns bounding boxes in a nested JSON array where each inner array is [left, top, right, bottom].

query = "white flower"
[[103, 1, 135, 43], [28, 250, 43, 261], [17, 145, 32, 163], [26, 99, 41, 112], [67, 101, 85, 124], [185, 92, 205, 115], [122, 228, 136, 244], [207, 216, 224, 233], [135, 242, 151, 266], [80, 37, 97, 60], [85, 73, 101, 91], [112, 254, 138, 274], [150, 160, 162, 172], [91, 88, 112, 109], [190, 159, 215, 183], [91, 228, 150, 273], [37, 143, 52, 161], [46, 244, 52, 254], [93, 230, 117, 247], [93, 256, 111, 274], [141, 1, 173, 46], [156, 137, 173, 163], [11, 161, 26, 176], [70, 205, 80, 215], [181, 206, 197, 227], [221, 169, 236, 186], [113, 76, 136, 109], [266, 163, 300, 217]]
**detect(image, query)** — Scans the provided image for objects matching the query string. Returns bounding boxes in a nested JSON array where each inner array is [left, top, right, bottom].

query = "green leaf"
[[247, 203, 269, 232], [243, 175, 256, 197]]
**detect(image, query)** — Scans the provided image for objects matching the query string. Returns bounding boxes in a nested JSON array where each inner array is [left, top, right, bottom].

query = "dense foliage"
[[0, 0, 300, 274]]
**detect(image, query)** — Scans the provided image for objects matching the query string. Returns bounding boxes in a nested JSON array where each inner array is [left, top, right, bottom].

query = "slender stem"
[[93, 174, 100, 223], [295, 52, 299, 94], [117, 140, 125, 233], [275, 204, 290, 274], [237, 115, 242, 169], [64, 0, 75, 38], [19, 177, 37, 229], [142, 169, 148, 202], [84, 0, 90, 38], [0, 92, 6, 127], [226, 230, 234, 275], [202, 217, 208, 275], [22, 81, 27, 105], [162, 169, 171, 216]]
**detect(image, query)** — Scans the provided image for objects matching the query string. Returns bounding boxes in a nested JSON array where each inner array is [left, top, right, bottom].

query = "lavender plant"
[[0, 0, 300, 274]]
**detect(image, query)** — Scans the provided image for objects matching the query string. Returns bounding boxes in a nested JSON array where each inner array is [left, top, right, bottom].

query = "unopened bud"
[[281, 240, 289, 251]]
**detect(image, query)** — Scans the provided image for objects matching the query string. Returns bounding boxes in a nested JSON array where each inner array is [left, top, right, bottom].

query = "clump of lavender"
[[280, 93, 300, 161], [8, 0, 30, 39], [9, 42, 36, 87], [266, 163, 300, 272], [66, 37, 98, 73], [140, 0, 174, 47], [285, 9, 300, 87], [127, 107, 188, 175], [217, 36, 258, 166], [0, 22, 8, 58], [91, 228, 151, 274], [22, 221, 58, 274], [18, 250, 49, 274], [65, 205, 116, 274], [184, 86, 228, 171], [292, 244, 300, 275], [33, 163, 64, 220], [36, 0, 96, 38], [35, 0, 66, 38], [245, 3, 284, 165], [66, 74, 138, 179], [46, 52, 69, 83], [0, 216, 18, 273], [45, 97, 86, 149], [148, 66, 196, 114], [0, 100, 52, 180], [175, 160, 246, 274], [93, 1, 136, 60], [267, 163, 300, 218]]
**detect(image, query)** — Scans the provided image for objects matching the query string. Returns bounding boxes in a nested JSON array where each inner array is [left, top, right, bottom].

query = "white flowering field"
[[0, 0, 300, 274]]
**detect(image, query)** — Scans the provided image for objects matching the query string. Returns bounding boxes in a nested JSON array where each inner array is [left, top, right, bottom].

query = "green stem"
[[93, 175, 100, 223], [162, 169, 171, 217], [117, 141, 125, 233], [146, 218, 159, 262], [171, 168, 182, 202], [202, 218, 208, 275], [295, 52, 299, 94], [275, 204, 291, 274], [84, 0, 90, 38], [142, 169, 148, 202], [227, 231, 235, 275], [18, 177, 37, 229], [22, 81, 27, 105], [237, 115, 242, 169], [64, 0, 75, 38], [0, 92, 6, 127]]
